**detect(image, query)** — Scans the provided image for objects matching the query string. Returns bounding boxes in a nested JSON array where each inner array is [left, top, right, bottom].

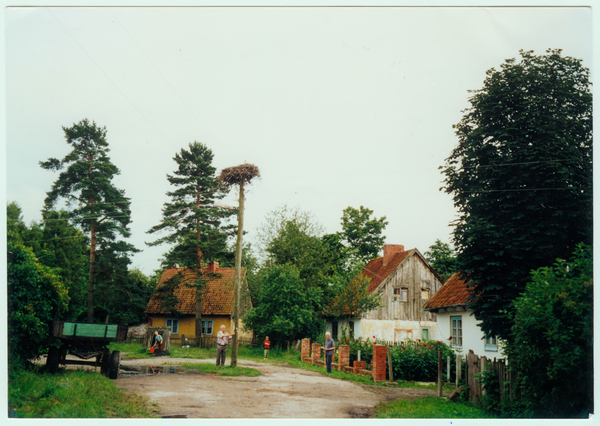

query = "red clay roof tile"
[[146, 266, 244, 316], [422, 272, 472, 310]]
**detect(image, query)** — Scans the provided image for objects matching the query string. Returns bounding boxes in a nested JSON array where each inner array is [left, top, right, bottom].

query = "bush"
[[505, 243, 593, 418], [390, 339, 456, 382], [8, 241, 69, 369]]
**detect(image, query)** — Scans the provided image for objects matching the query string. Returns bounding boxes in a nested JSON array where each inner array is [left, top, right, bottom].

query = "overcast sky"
[[4, 4, 593, 276]]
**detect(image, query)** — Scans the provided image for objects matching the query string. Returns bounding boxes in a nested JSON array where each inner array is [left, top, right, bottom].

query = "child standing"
[[263, 336, 271, 359]]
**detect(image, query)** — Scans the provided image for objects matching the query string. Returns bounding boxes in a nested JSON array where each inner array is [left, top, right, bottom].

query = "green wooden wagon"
[[46, 321, 129, 379]]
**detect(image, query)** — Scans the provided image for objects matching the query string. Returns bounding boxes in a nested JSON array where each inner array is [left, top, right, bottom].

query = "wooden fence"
[[464, 349, 519, 404]]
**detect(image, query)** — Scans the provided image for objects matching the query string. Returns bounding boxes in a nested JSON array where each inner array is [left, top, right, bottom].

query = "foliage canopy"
[[441, 49, 592, 338]]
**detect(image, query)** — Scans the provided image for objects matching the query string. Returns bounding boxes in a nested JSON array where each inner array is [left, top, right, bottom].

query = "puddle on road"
[[120, 365, 189, 375]]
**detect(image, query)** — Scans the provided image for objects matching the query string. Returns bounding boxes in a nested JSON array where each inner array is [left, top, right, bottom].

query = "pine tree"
[[40, 119, 134, 323], [147, 142, 236, 337]]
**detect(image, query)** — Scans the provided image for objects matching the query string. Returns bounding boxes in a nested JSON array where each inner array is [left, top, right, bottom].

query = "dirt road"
[[115, 357, 442, 418]]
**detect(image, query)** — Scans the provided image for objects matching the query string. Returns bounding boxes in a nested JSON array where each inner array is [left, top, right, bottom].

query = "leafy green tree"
[[321, 206, 388, 273], [505, 244, 592, 417], [7, 202, 28, 243], [324, 268, 381, 322], [40, 119, 134, 323], [256, 205, 336, 293], [424, 239, 457, 282], [243, 264, 323, 346], [95, 267, 156, 325], [147, 142, 236, 336], [441, 49, 592, 338], [337, 206, 388, 267], [8, 240, 69, 368]]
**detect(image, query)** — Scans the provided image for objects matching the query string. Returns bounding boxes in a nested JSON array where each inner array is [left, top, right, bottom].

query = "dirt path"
[[115, 356, 441, 418]]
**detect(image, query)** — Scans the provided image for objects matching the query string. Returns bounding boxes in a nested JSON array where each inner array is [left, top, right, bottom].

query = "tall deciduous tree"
[[323, 206, 388, 273], [338, 206, 388, 267], [424, 239, 457, 282], [441, 49, 592, 339], [147, 142, 236, 337], [243, 264, 323, 347], [324, 268, 381, 323], [40, 119, 134, 323]]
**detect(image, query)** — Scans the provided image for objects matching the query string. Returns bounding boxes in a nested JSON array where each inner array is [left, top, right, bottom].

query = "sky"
[[3, 3, 594, 276]]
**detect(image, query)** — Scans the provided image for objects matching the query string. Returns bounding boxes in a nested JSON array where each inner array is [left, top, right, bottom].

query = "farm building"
[[145, 261, 253, 343], [423, 272, 504, 358], [325, 244, 444, 343]]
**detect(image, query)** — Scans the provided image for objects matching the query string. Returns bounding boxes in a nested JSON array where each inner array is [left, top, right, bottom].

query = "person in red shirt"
[[263, 336, 271, 359]]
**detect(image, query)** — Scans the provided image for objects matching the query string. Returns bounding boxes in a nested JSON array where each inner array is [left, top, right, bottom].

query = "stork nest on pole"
[[219, 163, 260, 186]]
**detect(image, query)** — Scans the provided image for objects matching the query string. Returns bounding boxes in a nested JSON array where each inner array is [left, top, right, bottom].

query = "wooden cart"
[[46, 321, 129, 379]]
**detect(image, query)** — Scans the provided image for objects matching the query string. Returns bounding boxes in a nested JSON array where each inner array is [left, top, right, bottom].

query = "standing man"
[[216, 324, 235, 366], [324, 331, 335, 374]]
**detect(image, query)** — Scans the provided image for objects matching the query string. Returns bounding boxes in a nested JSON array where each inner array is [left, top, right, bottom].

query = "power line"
[[46, 7, 179, 152], [108, 8, 230, 158]]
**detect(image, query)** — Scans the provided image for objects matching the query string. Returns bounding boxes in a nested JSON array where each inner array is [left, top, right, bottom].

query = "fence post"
[[387, 346, 393, 381], [456, 354, 462, 387], [438, 350, 443, 397], [447, 355, 451, 383]]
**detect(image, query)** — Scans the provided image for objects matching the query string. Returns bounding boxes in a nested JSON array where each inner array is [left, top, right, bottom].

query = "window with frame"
[[484, 335, 498, 351], [201, 319, 213, 335], [421, 328, 429, 341], [348, 321, 355, 338], [421, 288, 430, 300], [394, 287, 409, 302], [450, 316, 463, 347], [166, 318, 179, 334]]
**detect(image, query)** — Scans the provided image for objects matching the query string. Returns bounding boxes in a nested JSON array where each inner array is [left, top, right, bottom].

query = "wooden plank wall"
[[368, 255, 442, 322]]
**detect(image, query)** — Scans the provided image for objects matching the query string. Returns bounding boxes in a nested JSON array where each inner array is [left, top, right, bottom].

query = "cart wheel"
[[46, 346, 60, 374], [100, 349, 110, 375], [108, 350, 121, 380]]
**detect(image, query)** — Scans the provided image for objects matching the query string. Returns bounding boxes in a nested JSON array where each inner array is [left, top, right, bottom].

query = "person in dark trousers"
[[324, 332, 335, 373], [216, 325, 235, 366]]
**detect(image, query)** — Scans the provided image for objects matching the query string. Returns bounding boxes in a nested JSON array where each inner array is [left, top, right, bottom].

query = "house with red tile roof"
[[145, 261, 252, 341], [326, 244, 444, 343], [423, 272, 503, 357]]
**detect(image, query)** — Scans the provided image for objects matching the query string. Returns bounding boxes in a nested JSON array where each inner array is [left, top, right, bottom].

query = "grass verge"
[[375, 395, 497, 419], [8, 367, 158, 418], [109, 341, 215, 360], [176, 363, 261, 376]]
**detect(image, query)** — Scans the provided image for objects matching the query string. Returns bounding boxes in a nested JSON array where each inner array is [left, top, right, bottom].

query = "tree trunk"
[[231, 181, 245, 367], [87, 224, 96, 323], [87, 156, 96, 323], [195, 187, 203, 339]]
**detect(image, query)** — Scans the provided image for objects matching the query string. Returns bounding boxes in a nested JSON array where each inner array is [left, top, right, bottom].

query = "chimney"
[[207, 261, 219, 273], [383, 244, 404, 266]]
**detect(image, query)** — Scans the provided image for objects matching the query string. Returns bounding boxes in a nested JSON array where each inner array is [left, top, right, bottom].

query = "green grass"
[[8, 367, 158, 418], [175, 363, 261, 376], [375, 396, 497, 419], [109, 341, 215, 360]]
